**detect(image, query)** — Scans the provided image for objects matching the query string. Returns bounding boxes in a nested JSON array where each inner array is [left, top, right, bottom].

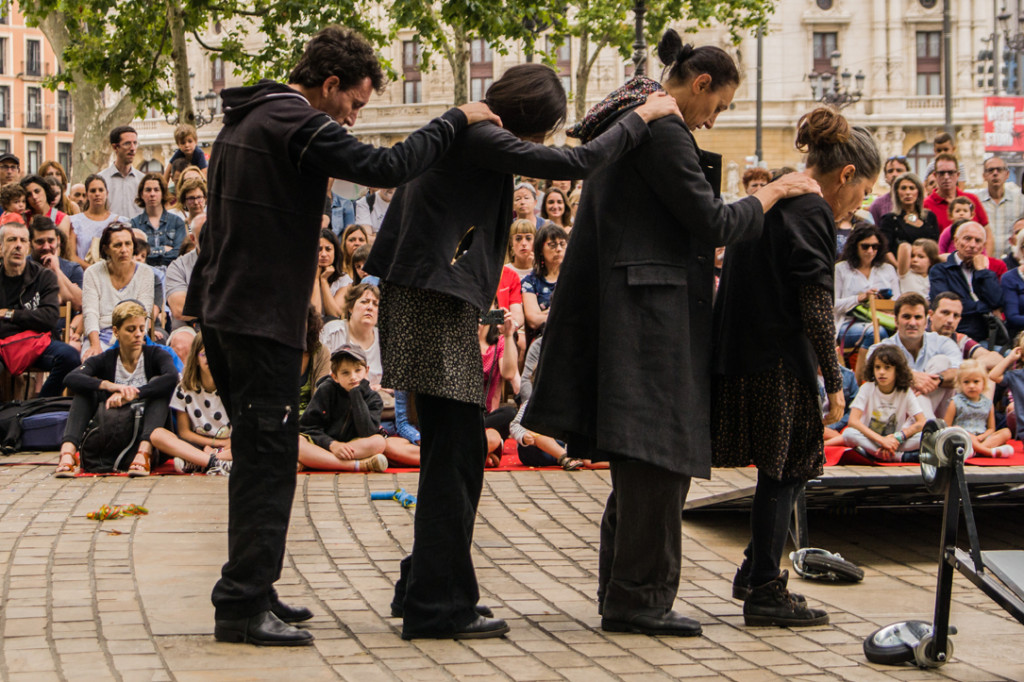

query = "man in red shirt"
[[924, 153, 989, 234]]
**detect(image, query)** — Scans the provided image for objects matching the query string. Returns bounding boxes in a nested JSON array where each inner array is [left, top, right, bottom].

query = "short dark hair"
[[0, 182, 26, 207], [135, 172, 167, 208], [865, 345, 914, 391], [934, 152, 959, 168], [893, 292, 928, 318], [930, 290, 962, 312], [109, 125, 136, 147], [657, 29, 740, 90], [741, 168, 771, 189], [98, 222, 134, 260], [484, 64, 567, 137], [534, 223, 569, 278], [288, 26, 385, 93], [28, 214, 57, 240], [343, 282, 380, 321], [934, 132, 954, 146], [840, 224, 888, 268]]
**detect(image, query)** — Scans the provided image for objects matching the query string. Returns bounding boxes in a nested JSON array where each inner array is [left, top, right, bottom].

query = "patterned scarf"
[[568, 76, 663, 143]]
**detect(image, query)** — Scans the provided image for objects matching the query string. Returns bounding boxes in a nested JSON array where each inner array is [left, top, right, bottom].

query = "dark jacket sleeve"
[[12, 268, 59, 332], [348, 382, 382, 437], [634, 117, 764, 248], [974, 269, 1005, 311], [1003, 272, 1024, 331], [463, 113, 649, 180], [138, 347, 179, 400], [299, 383, 337, 450], [63, 350, 114, 393], [292, 109, 468, 188], [929, 263, 962, 306]]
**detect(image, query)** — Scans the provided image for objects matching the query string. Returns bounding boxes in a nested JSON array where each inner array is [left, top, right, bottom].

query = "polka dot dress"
[[170, 385, 231, 438]]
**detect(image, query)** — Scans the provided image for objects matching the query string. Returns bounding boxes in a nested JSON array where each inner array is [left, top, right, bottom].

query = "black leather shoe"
[[402, 615, 510, 640], [214, 610, 315, 646], [271, 600, 314, 624], [602, 610, 703, 637], [390, 602, 494, 619], [734, 569, 806, 605]]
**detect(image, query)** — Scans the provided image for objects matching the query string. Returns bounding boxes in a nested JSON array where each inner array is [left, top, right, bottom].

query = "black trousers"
[[392, 393, 486, 636], [202, 325, 302, 621], [61, 392, 169, 451], [598, 459, 691, 617], [739, 472, 803, 587]]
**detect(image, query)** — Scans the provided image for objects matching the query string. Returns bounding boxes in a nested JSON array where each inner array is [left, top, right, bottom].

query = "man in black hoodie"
[[0, 219, 79, 397], [184, 26, 498, 647]]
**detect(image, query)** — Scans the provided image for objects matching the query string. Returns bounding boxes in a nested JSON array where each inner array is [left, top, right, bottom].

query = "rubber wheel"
[[863, 621, 932, 666], [913, 634, 952, 668], [920, 419, 952, 495], [802, 553, 865, 582]]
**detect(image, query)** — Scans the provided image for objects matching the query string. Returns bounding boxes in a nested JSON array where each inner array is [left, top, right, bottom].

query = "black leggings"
[[743, 471, 804, 587], [61, 391, 169, 452]]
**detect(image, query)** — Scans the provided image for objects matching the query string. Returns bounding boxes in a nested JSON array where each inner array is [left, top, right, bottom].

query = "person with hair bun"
[[366, 61, 682, 641], [712, 106, 881, 627], [524, 29, 820, 638]]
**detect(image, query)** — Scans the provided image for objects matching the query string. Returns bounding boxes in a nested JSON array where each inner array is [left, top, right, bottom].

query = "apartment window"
[[26, 140, 42, 174], [917, 31, 942, 95], [0, 86, 9, 128], [58, 90, 70, 131], [812, 32, 837, 75], [58, 142, 71, 177], [470, 39, 493, 102], [547, 37, 572, 93], [0, 6, 8, 24], [403, 40, 422, 104], [0, 37, 7, 75], [0, 140, 9, 156], [211, 57, 224, 91], [26, 39, 41, 77], [26, 87, 41, 128]]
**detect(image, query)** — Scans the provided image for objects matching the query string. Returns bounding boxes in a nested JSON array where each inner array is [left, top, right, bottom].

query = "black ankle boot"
[[743, 571, 828, 627], [733, 568, 806, 605]]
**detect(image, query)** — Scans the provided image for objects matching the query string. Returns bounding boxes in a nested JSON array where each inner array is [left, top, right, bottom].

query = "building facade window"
[[0, 37, 7, 75], [916, 31, 941, 95], [26, 39, 41, 77], [402, 40, 422, 104], [26, 140, 42, 173], [0, 85, 9, 128], [812, 32, 837, 75], [26, 87, 42, 128], [470, 39, 493, 102], [0, 140, 10, 156], [212, 57, 224, 91], [58, 90, 71, 131], [58, 142, 72, 177], [547, 36, 572, 94]]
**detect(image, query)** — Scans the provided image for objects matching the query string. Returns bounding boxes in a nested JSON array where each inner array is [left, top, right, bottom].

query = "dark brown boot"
[[743, 571, 828, 627]]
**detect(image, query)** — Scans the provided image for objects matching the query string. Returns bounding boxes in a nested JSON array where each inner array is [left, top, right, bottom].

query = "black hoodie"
[[0, 259, 59, 338], [184, 79, 469, 349]]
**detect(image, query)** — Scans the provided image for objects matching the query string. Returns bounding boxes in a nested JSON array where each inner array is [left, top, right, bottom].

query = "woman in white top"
[[834, 224, 900, 348], [68, 175, 128, 268], [319, 282, 383, 387], [81, 223, 155, 359]]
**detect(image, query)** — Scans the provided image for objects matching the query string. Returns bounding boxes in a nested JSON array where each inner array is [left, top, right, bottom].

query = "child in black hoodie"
[[298, 344, 387, 472]]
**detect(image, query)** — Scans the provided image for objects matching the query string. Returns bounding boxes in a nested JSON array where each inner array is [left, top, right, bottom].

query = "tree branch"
[[145, 18, 171, 84]]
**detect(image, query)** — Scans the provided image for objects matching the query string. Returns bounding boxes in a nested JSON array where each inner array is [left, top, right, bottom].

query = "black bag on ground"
[[79, 402, 146, 473], [0, 396, 74, 454]]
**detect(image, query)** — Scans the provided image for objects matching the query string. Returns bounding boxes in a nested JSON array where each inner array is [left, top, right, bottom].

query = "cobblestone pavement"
[[1, 453, 1023, 681]]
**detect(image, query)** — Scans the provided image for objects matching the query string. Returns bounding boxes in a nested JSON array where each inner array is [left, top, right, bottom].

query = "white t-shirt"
[[850, 382, 923, 436], [319, 320, 382, 386], [329, 275, 352, 297], [170, 383, 231, 438], [115, 356, 147, 389]]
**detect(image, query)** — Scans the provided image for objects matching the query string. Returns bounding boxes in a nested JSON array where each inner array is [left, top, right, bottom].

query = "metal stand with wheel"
[[864, 420, 1024, 668]]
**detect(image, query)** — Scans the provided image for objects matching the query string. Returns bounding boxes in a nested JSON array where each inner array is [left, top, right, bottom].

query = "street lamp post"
[[808, 51, 865, 108], [166, 90, 219, 128], [632, 0, 647, 77]]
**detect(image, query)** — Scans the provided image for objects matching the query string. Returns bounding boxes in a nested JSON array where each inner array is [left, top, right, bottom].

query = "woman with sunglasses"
[[833, 224, 900, 348]]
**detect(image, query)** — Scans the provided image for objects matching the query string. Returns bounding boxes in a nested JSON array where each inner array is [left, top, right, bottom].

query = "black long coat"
[[523, 109, 765, 478]]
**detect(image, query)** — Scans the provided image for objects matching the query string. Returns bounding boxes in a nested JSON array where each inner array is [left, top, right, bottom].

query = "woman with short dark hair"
[[366, 61, 682, 641], [130, 172, 187, 271]]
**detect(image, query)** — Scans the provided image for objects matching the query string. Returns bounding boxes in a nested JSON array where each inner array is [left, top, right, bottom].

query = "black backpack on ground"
[[0, 396, 74, 454], [79, 402, 146, 473]]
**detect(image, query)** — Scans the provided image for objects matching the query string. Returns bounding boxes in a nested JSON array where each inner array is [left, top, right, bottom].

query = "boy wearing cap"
[[298, 344, 388, 472]]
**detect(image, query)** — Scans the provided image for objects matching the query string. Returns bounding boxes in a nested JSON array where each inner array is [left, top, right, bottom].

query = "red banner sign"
[[985, 96, 1024, 152]]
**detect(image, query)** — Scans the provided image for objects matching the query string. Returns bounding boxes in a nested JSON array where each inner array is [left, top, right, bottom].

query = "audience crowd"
[[3, 123, 1024, 476]]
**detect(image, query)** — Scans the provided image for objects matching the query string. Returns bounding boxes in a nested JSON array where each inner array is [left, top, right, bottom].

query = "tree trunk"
[[448, 24, 470, 105], [575, 28, 592, 122], [39, 12, 135, 182], [167, 0, 194, 127]]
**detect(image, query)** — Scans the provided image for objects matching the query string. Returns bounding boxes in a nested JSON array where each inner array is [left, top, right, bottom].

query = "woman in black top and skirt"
[[712, 107, 881, 626], [364, 64, 681, 640]]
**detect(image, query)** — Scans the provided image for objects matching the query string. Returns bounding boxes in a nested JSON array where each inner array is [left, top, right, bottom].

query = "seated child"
[[843, 345, 927, 462], [0, 182, 27, 217], [989, 336, 1024, 440], [944, 359, 1014, 457], [150, 331, 233, 474], [509, 396, 583, 470], [897, 238, 939, 300], [298, 344, 387, 472], [821, 349, 859, 447]]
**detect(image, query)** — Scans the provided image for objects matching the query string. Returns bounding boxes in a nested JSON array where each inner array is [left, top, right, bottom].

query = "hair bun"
[[795, 107, 851, 152], [657, 28, 683, 66]]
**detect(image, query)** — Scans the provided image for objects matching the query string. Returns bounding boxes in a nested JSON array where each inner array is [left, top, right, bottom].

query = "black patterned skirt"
[[711, 360, 824, 482], [377, 281, 485, 407]]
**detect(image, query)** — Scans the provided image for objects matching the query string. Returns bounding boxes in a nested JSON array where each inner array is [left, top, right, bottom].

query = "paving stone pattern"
[[0, 452, 1022, 681]]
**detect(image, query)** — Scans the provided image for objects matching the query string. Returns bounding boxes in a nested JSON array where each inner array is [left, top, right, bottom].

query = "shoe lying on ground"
[[402, 614, 509, 640], [733, 568, 806, 604], [214, 610, 314, 646], [743, 572, 829, 627], [601, 610, 702, 637]]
